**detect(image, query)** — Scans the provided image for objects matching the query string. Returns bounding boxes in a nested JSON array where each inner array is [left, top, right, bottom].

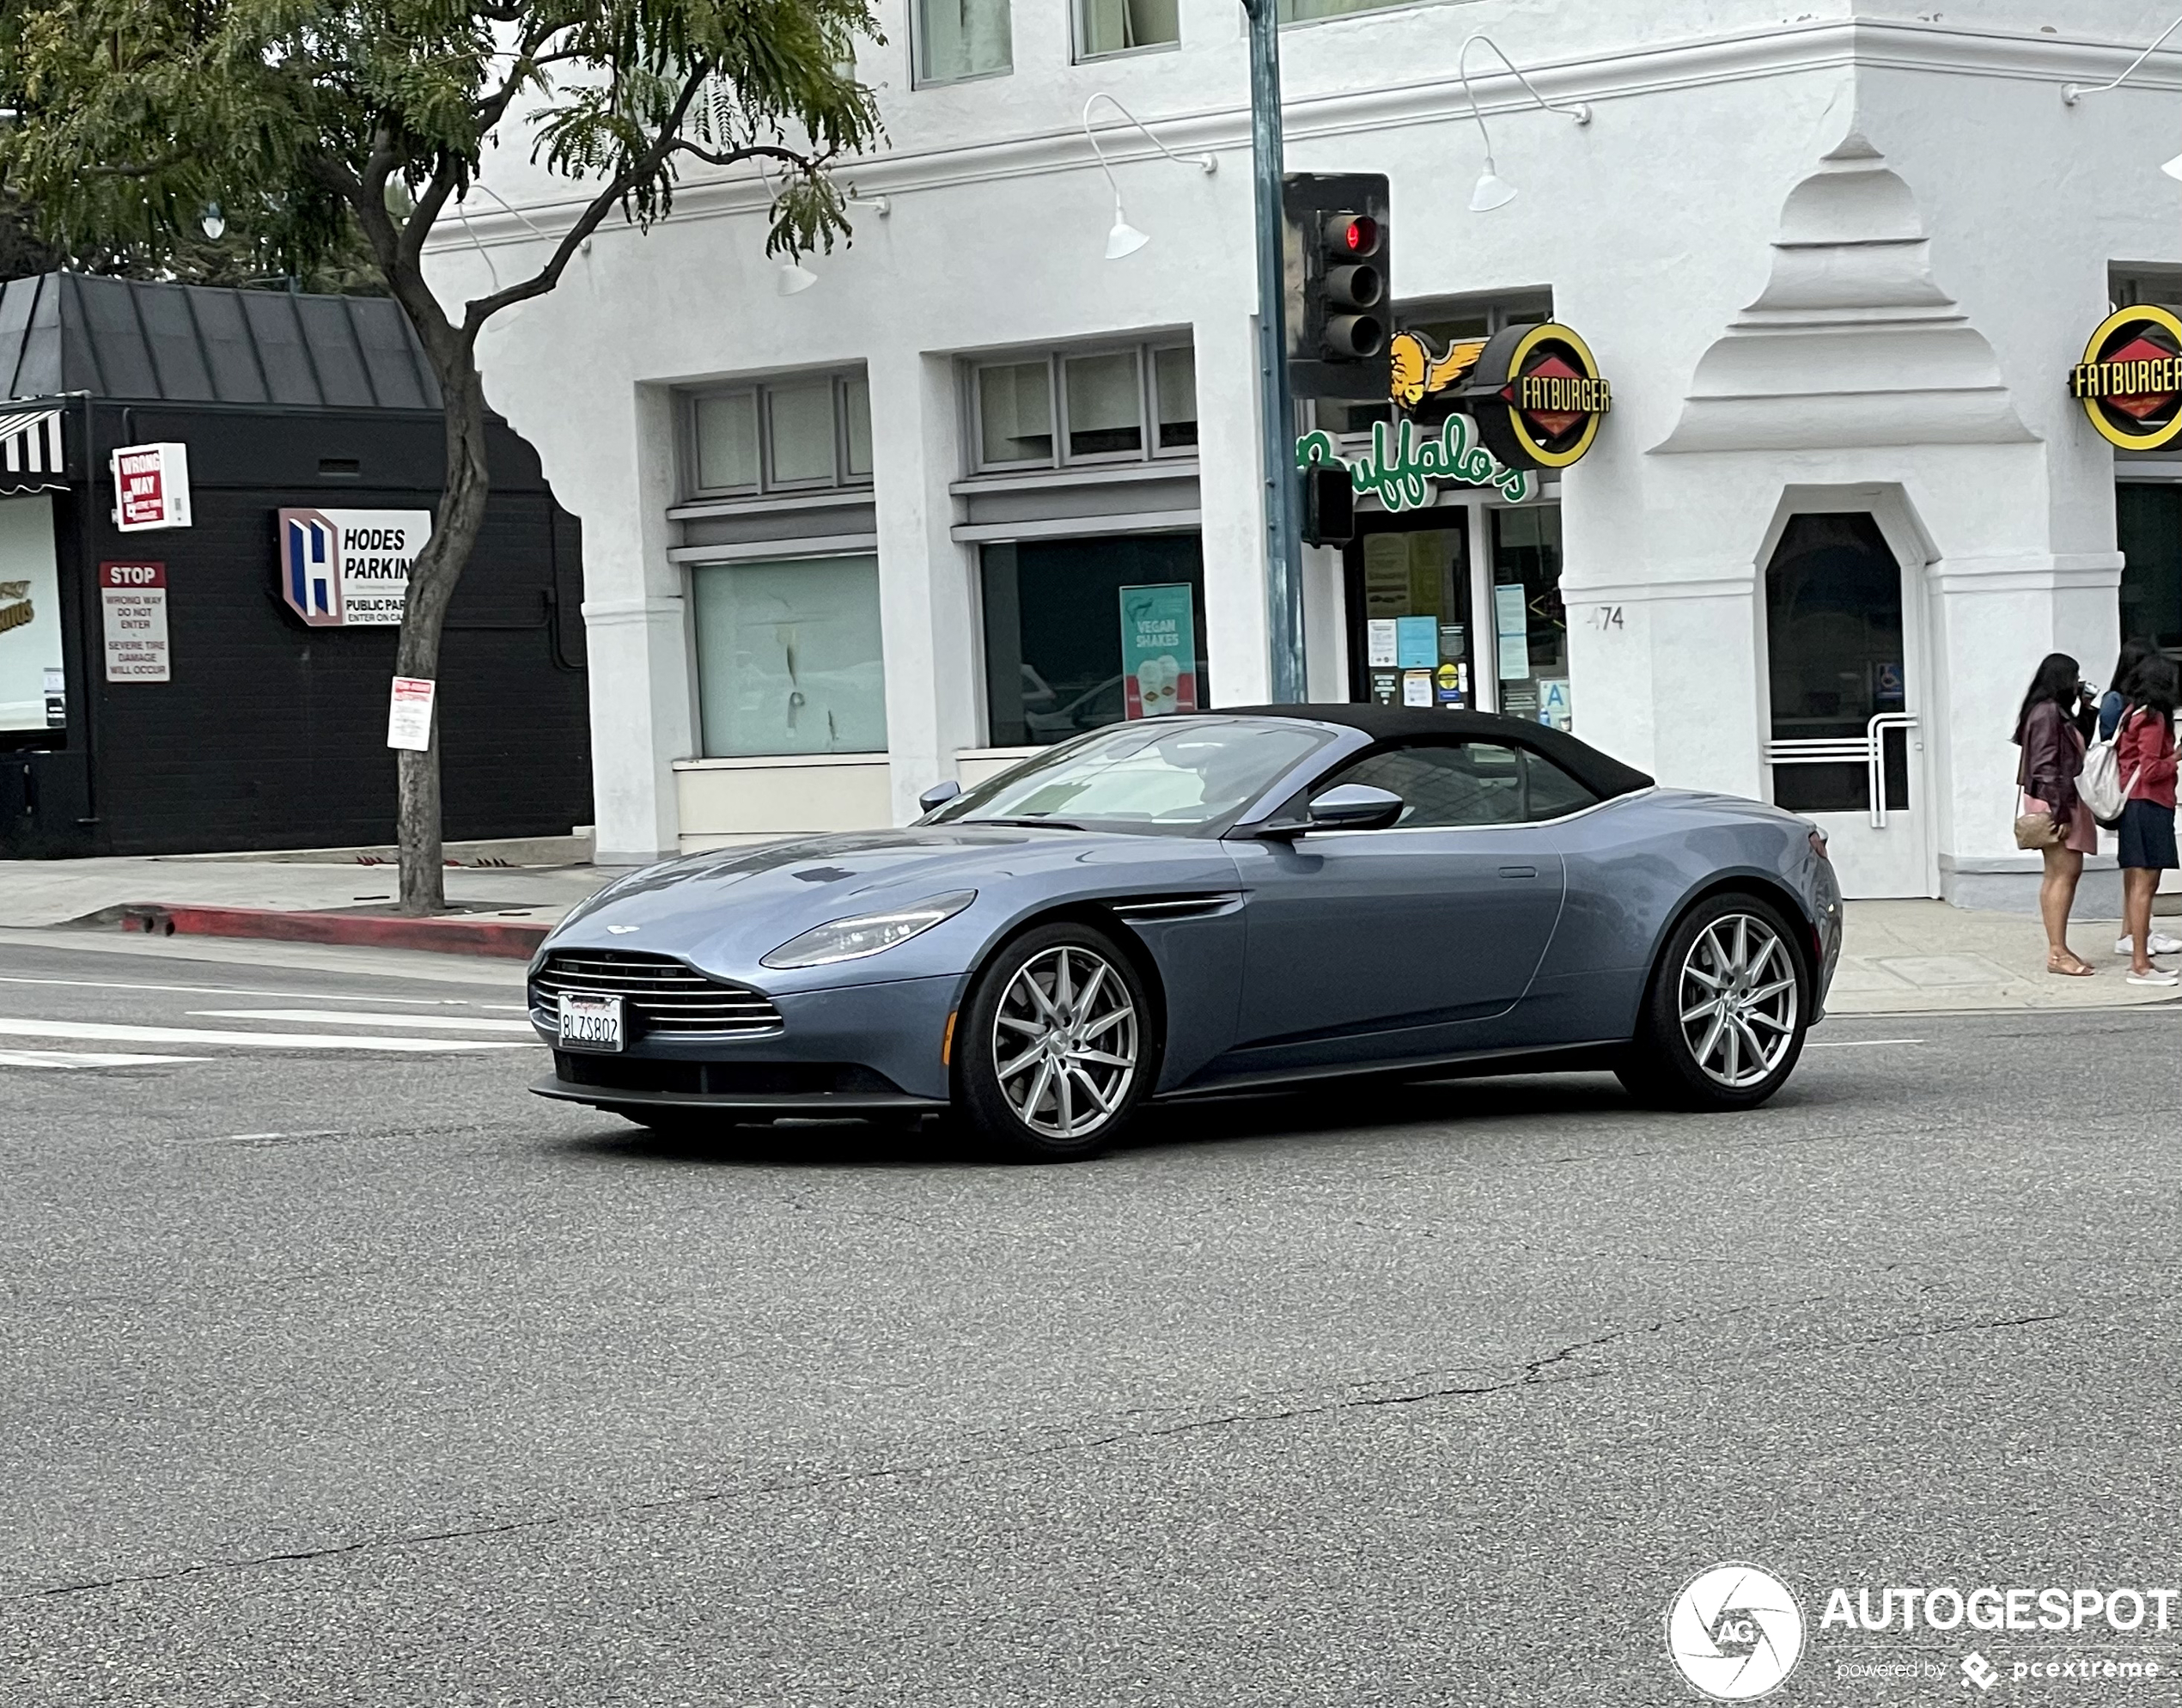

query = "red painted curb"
[[118, 903, 547, 961]]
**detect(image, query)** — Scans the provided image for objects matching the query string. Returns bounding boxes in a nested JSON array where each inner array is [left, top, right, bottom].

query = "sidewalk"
[[1828, 900, 2179, 1015], [0, 850, 619, 958]]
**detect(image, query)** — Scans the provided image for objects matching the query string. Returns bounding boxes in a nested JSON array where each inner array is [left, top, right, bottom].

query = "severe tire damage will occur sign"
[[99, 561, 169, 682], [277, 508, 434, 627]]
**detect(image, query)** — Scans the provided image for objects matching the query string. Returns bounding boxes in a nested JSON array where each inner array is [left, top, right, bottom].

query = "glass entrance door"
[[1345, 524, 1477, 711], [1764, 511, 1929, 897]]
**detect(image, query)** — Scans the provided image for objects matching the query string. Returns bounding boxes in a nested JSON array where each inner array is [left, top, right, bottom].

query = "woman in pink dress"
[[2014, 652, 2099, 977]]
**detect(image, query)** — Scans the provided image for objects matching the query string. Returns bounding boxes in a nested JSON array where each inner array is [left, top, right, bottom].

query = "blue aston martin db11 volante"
[[530, 705, 1843, 1160]]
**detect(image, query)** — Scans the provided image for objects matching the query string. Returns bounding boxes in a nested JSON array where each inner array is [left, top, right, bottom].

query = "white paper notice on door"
[[1366, 618, 1399, 668], [386, 675, 436, 751], [1494, 584, 1532, 682]]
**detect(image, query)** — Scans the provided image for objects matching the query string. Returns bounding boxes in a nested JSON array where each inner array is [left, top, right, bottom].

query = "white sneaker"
[[2126, 967, 2180, 986], [2116, 932, 2182, 955]]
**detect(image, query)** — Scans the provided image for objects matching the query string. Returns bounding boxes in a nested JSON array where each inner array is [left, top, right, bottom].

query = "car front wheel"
[[957, 924, 1154, 1162], [1618, 893, 1809, 1110]]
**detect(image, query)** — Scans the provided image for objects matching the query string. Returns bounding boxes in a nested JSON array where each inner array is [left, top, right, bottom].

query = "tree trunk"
[[393, 353, 494, 916]]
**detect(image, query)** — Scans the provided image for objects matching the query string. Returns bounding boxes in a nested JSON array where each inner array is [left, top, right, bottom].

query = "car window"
[[1522, 749, 1600, 820], [1330, 741, 1600, 827]]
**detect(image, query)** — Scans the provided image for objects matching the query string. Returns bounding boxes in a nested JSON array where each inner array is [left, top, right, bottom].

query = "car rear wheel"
[[1618, 893, 1809, 1110], [957, 923, 1154, 1162]]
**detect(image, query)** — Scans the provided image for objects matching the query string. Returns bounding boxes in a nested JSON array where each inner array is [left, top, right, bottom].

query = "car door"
[[1222, 739, 1575, 1073]]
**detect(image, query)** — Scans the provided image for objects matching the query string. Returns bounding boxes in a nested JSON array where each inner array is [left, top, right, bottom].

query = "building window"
[[1078, 0, 1179, 58], [971, 341, 1195, 472], [690, 555, 887, 757], [683, 373, 873, 499], [917, 0, 1011, 82], [1490, 508, 1568, 728], [980, 534, 1208, 747], [1276, 0, 1411, 20]]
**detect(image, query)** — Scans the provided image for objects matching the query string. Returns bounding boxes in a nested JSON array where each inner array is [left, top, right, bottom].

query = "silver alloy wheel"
[[991, 944, 1139, 1140], [1677, 912, 1800, 1089]]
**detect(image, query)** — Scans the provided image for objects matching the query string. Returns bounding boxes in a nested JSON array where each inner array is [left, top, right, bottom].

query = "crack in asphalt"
[[11, 1298, 2090, 1604]]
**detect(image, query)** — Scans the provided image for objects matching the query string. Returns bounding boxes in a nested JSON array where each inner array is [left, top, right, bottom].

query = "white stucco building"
[[435, 0, 2182, 906]]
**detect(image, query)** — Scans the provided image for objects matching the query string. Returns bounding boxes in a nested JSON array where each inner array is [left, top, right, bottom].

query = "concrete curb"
[[113, 903, 547, 961]]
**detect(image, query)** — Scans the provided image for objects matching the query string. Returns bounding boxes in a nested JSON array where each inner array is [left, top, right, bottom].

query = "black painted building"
[[0, 272, 589, 857]]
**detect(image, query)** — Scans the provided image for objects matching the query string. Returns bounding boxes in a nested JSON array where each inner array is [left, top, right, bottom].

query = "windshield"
[[928, 718, 1334, 836]]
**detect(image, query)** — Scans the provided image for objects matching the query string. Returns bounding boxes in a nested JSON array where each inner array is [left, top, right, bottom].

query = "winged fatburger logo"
[[1387, 322, 1612, 470], [0, 579, 32, 636]]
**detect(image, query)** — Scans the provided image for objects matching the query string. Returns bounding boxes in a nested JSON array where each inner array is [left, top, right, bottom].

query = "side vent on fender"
[[1107, 893, 1246, 924]]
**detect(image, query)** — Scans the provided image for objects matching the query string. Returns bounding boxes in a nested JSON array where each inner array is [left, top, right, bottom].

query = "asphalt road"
[[1, 931, 2178, 1705]]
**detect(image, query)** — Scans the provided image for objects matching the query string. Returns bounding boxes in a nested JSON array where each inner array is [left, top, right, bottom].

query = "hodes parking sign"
[[277, 508, 433, 627]]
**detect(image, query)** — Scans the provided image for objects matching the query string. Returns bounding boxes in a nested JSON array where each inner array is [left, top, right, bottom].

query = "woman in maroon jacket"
[[2115, 653, 2181, 984], [2015, 653, 2099, 976]]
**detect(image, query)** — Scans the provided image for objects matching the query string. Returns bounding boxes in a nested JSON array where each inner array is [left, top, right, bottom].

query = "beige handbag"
[[2014, 742, 2063, 849]]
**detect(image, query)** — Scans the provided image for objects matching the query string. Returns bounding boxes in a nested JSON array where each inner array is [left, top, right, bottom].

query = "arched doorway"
[[1762, 511, 1929, 897]]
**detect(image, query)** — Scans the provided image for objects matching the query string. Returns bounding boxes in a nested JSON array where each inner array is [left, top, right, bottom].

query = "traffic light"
[[1282, 173, 1392, 401], [1301, 463, 1354, 546]]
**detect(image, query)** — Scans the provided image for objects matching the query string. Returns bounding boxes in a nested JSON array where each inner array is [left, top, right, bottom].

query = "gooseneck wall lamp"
[[1081, 93, 1218, 260], [2059, 15, 2182, 180], [1455, 34, 1593, 212]]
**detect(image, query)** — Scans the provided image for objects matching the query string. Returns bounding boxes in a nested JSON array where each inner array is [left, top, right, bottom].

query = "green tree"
[[1, 0, 881, 909]]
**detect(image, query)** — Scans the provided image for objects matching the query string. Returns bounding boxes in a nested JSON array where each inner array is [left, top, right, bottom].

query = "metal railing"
[[1764, 713, 1917, 829]]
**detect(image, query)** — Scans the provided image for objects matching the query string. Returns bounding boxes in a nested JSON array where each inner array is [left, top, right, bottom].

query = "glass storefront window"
[[1154, 346, 1198, 450], [691, 556, 887, 757], [1064, 351, 1143, 458], [766, 381, 838, 485], [916, 0, 1011, 82], [1078, 0, 1179, 56], [978, 362, 1054, 464], [692, 392, 759, 492], [2119, 484, 2182, 650], [1350, 527, 1474, 711], [981, 534, 1208, 746], [843, 375, 874, 479], [1491, 507, 1569, 728]]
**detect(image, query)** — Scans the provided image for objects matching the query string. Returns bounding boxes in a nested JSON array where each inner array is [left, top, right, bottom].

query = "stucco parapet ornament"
[[1655, 127, 2035, 454]]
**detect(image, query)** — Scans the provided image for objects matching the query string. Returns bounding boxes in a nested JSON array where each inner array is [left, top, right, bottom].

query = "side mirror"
[[1305, 783, 1404, 832], [917, 778, 963, 814]]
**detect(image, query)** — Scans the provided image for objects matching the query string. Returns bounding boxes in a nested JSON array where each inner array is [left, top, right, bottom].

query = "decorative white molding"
[[435, 19, 2180, 253], [667, 533, 879, 563], [580, 595, 684, 625], [1557, 574, 1757, 604], [1927, 551, 2127, 595], [1655, 128, 2036, 454]]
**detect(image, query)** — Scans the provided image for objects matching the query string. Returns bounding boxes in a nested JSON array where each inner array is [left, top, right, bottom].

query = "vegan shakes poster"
[[1118, 583, 1198, 719]]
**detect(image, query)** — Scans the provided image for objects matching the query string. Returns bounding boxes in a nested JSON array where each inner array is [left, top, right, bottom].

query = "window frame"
[[1316, 738, 1602, 829], [1073, 0, 1182, 63], [911, 0, 1015, 87], [969, 339, 1198, 474], [680, 371, 875, 503]]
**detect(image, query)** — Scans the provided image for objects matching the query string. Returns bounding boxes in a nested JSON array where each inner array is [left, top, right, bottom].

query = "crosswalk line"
[[0, 1017, 534, 1053], [0, 1049, 207, 1069], [192, 1009, 539, 1034]]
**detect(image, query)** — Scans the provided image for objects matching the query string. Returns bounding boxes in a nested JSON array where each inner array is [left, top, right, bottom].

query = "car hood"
[[541, 825, 1210, 981]]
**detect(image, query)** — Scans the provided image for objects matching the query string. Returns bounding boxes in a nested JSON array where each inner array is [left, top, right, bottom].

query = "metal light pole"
[[1240, 0, 1307, 702]]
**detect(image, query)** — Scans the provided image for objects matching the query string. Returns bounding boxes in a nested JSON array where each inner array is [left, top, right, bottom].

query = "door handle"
[[1499, 864, 1538, 879]]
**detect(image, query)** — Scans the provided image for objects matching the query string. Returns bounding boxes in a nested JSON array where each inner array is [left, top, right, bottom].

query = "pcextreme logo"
[[1666, 1563, 1807, 1700]]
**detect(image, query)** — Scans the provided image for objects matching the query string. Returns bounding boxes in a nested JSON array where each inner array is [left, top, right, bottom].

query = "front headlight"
[[759, 891, 977, 970]]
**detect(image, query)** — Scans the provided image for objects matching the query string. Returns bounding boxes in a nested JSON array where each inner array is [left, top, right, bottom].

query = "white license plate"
[[557, 992, 625, 1052]]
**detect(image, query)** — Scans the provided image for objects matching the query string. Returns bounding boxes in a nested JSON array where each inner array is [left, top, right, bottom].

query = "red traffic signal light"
[[1335, 215, 1381, 257], [1281, 173, 1391, 400]]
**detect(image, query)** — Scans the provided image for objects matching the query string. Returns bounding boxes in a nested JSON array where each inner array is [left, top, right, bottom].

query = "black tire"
[[956, 922, 1156, 1162], [1617, 891, 1811, 1111]]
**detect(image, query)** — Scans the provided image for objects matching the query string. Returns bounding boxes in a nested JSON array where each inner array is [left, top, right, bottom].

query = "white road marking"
[[0, 973, 519, 1006], [1807, 1038, 1924, 1049], [0, 1049, 206, 1069], [192, 1009, 539, 1034], [0, 1017, 533, 1053]]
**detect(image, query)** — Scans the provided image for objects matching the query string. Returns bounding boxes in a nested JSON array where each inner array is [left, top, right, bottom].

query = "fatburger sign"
[[2071, 305, 2182, 452]]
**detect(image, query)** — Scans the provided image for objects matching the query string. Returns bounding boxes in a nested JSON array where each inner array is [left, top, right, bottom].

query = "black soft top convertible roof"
[[1212, 703, 1656, 802]]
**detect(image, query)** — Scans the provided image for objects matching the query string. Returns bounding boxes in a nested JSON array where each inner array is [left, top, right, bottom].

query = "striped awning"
[[0, 407, 65, 495]]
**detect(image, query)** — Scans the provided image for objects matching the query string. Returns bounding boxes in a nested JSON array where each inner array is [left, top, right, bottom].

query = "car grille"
[[530, 950, 783, 1038]]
